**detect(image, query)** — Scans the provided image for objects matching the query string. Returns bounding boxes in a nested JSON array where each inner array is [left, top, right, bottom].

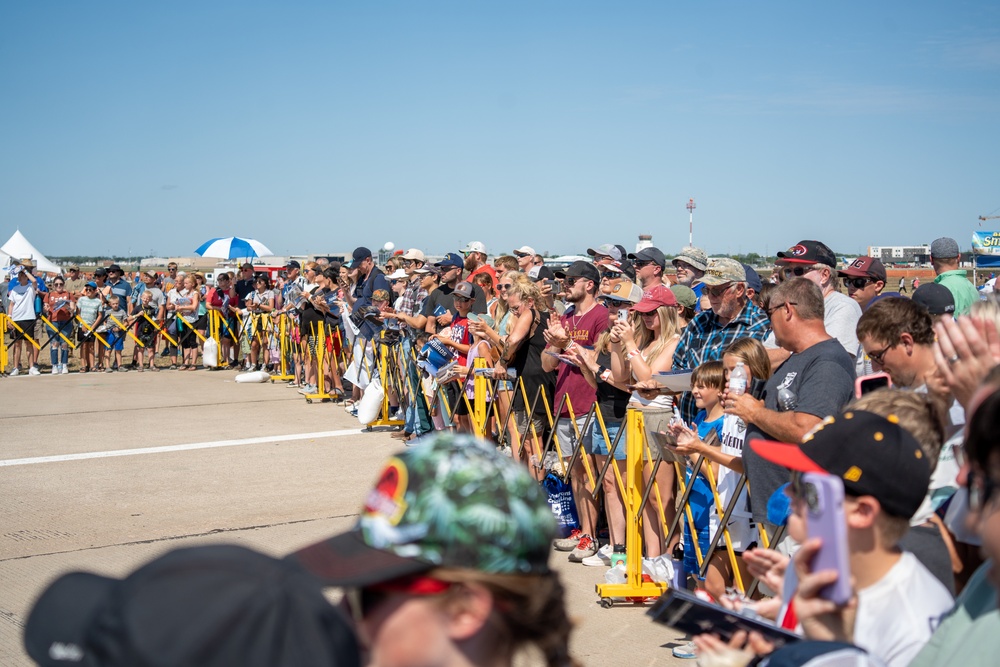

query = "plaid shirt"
[[397, 278, 428, 335], [672, 299, 771, 423]]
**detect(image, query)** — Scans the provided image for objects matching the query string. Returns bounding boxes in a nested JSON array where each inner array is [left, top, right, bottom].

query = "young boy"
[[96, 295, 128, 372], [75, 282, 103, 373], [749, 410, 954, 666], [133, 291, 160, 372]]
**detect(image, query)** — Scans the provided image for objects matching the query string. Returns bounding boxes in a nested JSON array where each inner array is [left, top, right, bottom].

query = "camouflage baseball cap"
[[290, 434, 556, 587], [696, 258, 747, 286]]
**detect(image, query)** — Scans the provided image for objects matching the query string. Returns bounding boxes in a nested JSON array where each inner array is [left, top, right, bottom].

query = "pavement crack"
[[0, 513, 357, 562]]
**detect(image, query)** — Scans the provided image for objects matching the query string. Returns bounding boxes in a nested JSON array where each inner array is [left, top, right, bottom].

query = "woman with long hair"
[[167, 274, 201, 370], [609, 285, 683, 558]]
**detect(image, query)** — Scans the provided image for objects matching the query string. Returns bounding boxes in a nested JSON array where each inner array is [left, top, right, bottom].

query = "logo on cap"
[[850, 258, 867, 270], [788, 244, 808, 257], [365, 458, 409, 525]]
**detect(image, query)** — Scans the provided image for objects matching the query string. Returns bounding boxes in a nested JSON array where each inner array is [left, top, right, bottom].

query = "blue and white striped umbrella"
[[194, 237, 274, 260]]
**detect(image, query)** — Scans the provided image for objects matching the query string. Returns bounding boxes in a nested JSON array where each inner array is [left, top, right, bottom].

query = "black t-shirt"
[[743, 338, 856, 524], [235, 279, 255, 306], [420, 283, 487, 324], [511, 310, 556, 418], [595, 350, 630, 422], [299, 287, 330, 337]]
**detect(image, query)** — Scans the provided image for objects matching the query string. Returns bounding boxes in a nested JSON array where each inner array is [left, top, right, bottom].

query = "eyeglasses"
[[705, 283, 735, 297], [601, 272, 618, 280], [345, 575, 454, 622], [866, 341, 898, 366], [766, 301, 797, 317], [845, 277, 872, 290], [782, 265, 822, 278]]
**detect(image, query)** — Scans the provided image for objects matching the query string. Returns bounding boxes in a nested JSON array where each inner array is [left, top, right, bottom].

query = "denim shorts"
[[590, 420, 626, 460]]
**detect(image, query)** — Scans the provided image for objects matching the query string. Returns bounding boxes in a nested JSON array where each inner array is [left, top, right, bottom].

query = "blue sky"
[[2, 1, 999, 260]]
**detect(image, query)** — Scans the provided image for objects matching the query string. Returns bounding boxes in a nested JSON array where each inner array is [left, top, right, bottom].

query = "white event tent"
[[1, 230, 62, 274]]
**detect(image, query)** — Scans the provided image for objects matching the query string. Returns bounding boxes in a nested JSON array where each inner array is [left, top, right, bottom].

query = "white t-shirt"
[[824, 290, 862, 359], [909, 390, 963, 526], [8, 280, 37, 320], [714, 414, 756, 550], [853, 552, 954, 667]]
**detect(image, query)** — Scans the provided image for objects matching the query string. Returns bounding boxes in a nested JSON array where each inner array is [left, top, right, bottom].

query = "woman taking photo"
[[609, 284, 683, 559], [495, 278, 555, 476], [245, 275, 275, 372]]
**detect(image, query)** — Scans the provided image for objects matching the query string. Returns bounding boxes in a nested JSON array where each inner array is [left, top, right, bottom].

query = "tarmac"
[[0, 367, 693, 666]]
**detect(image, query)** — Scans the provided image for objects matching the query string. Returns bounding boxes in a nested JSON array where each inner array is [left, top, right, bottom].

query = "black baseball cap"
[[627, 247, 666, 268], [554, 260, 601, 283], [750, 410, 931, 519], [107, 264, 123, 273], [24, 544, 359, 667], [286, 260, 301, 269], [912, 283, 956, 315], [776, 240, 837, 268], [347, 247, 372, 268], [93, 268, 107, 277]]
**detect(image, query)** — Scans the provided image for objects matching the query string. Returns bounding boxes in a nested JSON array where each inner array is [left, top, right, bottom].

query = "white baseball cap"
[[401, 248, 425, 262], [461, 241, 487, 255], [514, 246, 536, 257]]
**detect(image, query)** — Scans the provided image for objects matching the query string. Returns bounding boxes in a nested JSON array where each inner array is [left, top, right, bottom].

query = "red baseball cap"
[[632, 285, 677, 313]]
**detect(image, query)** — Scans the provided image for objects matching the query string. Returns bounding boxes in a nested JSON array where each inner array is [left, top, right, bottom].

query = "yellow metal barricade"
[[270, 312, 295, 381], [1, 313, 8, 372], [304, 322, 333, 403], [76, 314, 110, 348], [595, 408, 669, 604], [368, 331, 404, 427], [40, 316, 77, 350]]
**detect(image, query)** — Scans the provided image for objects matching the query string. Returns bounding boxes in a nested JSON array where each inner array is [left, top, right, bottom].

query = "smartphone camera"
[[803, 482, 820, 512], [618, 308, 628, 322]]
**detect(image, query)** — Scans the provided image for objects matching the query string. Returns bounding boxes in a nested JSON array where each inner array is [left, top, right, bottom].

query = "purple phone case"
[[803, 473, 853, 606]]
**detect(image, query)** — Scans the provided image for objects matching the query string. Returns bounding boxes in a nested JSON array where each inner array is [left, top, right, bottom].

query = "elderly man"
[[772, 239, 861, 364], [734, 278, 856, 529], [930, 237, 979, 316], [672, 258, 771, 423], [672, 245, 709, 310]]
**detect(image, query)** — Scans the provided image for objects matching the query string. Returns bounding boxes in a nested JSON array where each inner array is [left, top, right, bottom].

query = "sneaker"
[[553, 529, 583, 552], [118, 367, 129, 372], [581, 543, 613, 567], [567, 534, 598, 562], [672, 642, 697, 660], [60, 364, 69, 374], [297, 384, 317, 395], [105, 367, 114, 373], [51, 365, 59, 374], [9, 368, 19, 377], [28, 366, 41, 376]]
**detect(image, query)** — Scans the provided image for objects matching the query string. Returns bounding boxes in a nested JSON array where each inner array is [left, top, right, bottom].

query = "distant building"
[[867, 245, 931, 265], [636, 234, 653, 254]]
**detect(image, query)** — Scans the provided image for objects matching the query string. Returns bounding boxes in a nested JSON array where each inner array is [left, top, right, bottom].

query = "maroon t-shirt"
[[554, 303, 609, 418]]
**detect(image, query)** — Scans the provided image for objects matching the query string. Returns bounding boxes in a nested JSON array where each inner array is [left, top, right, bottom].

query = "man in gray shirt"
[[727, 278, 856, 526]]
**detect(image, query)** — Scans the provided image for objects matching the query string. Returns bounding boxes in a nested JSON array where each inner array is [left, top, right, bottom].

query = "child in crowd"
[[95, 295, 127, 372], [133, 291, 160, 372], [75, 281, 103, 373]]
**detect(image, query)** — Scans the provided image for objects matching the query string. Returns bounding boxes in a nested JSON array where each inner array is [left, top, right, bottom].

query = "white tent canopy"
[[2, 229, 62, 274], [0, 247, 10, 268]]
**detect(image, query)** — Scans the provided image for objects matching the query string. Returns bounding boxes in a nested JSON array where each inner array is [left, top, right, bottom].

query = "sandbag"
[[356, 377, 384, 425], [202, 337, 219, 367], [235, 370, 271, 383]]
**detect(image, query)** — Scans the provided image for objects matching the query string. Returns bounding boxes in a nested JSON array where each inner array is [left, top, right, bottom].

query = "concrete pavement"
[[0, 369, 690, 665]]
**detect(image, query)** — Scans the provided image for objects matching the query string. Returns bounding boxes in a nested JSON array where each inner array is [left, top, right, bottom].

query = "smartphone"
[[467, 312, 480, 323], [854, 372, 892, 399], [647, 587, 800, 648], [803, 472, 853, 606], [617, 308, 629, 322]]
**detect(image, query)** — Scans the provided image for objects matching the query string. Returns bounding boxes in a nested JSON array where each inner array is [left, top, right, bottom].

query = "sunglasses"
[[345, 575, 453, 622], [53, 282, 65, 286], [705, 283, 735, 297], [766, 301, 797, 317], [454, 295, 474, 303], [866, 341, 898, 366], [601, 272, 618, 280], [563, 277, 585, 287], [782, 265, 821, 278], [633, 260, 655, 268], [496, 284, 511, 291], [845, 277, 873, 290]]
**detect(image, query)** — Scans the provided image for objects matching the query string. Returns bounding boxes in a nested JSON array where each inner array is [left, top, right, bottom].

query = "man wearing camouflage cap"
[[672, 245, 709, 311], [671, 258, 770, 423]]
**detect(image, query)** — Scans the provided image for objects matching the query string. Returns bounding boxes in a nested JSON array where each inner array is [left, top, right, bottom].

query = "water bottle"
[[610, 544, 627, 567], [728, 361, 747, 396], [777, 386, 798, 411]]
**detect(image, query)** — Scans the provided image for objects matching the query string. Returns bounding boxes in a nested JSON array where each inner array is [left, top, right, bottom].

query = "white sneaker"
[[61, 365, 69, 374], [581, 543, 613, 567], [51, 365, 59, 374], [28, 366, 41, 376], [9, 368, 19, 377]]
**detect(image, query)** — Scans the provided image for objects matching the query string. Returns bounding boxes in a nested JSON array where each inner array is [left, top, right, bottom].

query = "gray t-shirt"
[[743, 338, 856, 524]]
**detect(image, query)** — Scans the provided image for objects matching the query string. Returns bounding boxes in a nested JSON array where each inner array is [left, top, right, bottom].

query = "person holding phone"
[[746, 410, 953, 666]]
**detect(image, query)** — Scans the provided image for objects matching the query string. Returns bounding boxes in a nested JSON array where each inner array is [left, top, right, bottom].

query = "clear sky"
[[2, 1, 998, 260]]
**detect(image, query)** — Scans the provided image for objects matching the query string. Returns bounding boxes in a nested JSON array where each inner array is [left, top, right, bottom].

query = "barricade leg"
[[305, 323, 333, 403]]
